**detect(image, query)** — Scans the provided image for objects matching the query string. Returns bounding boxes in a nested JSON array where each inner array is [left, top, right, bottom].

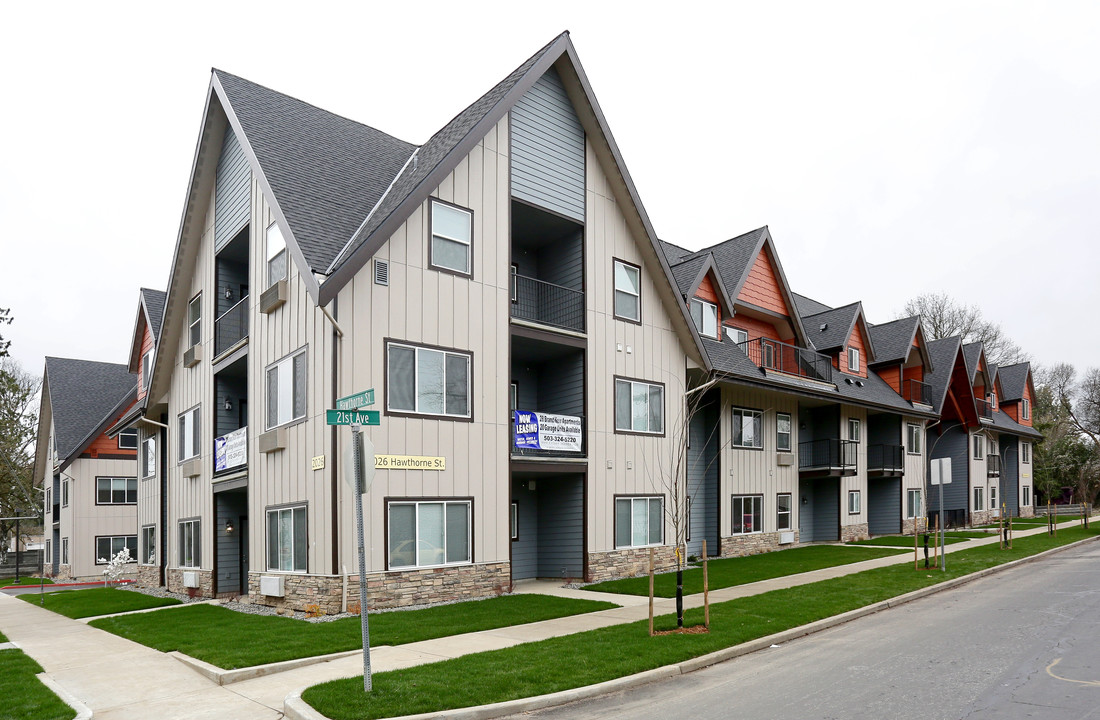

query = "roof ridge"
[[684, 226, 768, 259]]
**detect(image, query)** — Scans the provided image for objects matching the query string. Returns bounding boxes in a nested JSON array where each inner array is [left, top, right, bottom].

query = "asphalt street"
[[512, 540, 1100, 720]]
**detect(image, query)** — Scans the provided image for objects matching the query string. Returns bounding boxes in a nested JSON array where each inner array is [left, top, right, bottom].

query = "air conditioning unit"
[[182, 571, 200, 588], [183, 344, 202, 368], [779, 531, 795, 545], [260, 575, 285, 597]]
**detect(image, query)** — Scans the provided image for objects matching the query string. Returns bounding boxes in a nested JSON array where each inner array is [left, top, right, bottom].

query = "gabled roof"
[[998, 362, 1032, 402], [792, 292, 833, 317], [127, 288, 167, 373], [42, 357, 136, 468], [802, 302, 863, 353], [659, 240, 693, 264], [669, 253, 736, 319], [867, 315, 933, 371], [988, 406, 1043, 439], [925, 336, 963, 415], [962, 342, 988, 385]]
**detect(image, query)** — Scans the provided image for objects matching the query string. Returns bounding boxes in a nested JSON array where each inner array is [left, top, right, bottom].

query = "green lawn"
[[0, 577, 54, 587], [584, 545, 907, 597], [847, 535, 971, 547], [0, 630, 6, 642], [91, 594, 615, 669], [304, 525, 1100, 720], [19, 587, 180, 619], [0, 649, 74, 720]]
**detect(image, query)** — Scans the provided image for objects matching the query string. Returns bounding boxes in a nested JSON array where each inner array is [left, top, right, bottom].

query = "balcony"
[[51, 504, 59, 521], [512, 411, 585, 458], [987, 454, 1002, 477], [215, 296, 249, 357], [975, 397, 993, 421], [738, 338, 832, 384], [512, 274, 584, 333], [799, 438, 857, 475], [867, 444, 904, 474], [904, 379, 931, 405]]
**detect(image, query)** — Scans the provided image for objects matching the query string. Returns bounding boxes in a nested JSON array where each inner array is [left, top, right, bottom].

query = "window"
[[45, 488, 51, 511], [1022, 398, 1031, 420], [848, 490, 861, 514], [118, 428, 138, 450], [266, 221, 287, 288], [614, 378, 664, 434], [387, 342, 471, 419], [730, 327, 749, 345], [510, 264, 518, 303], [61, 537, 69, 565], [777, 493, 792, 531], [731, 407, 763, 449], [141, 526, 156, 565], [614, 496, 663, 547], [188, 294, 201, 348], [988, 392, 997, 410], [510, 502, 519, 541], [267, 505, 307, 572], [776, 413, 792, 452], [1022, 442, 1030, 463], [45, 540, 51, 565], [973, 435, 983, 460], [732, 495, 763, 534], [178, 406, 200, 461], [848, 418, 861, 443], [907, 489, 921, 519], [96, 477, 136, 505], [510, 383, 518, 412], [1023, 485, 1031, 506], [96, 535, 137, 564], [61, 479, 69, 508], [388, 500, 472, 568], [141, 437, 156, 479], [179, 519, 200, 567], [613, 259, 641, 322], [973, 487, 984, 511], [689, 298, 718, 339], [429, 200, 472, 275], [847, 347, 860, 372], [141, 351, 153, 391], [990, 485, 997, 512], [907, 423, 922, 454], [266, 348, 308, 428]]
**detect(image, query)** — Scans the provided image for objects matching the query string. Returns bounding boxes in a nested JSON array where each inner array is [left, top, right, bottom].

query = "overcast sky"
[[3, 1, 1098, 381]]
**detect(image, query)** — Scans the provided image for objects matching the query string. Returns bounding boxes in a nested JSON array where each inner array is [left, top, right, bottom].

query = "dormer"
[[962, 343, 994, 423], [801, 302, 875, 379], [997, 362, 1036, 427], [125, 288, 166, 402], [669, 253, 735, 342], [868, 316, 934, 405], [925, 337, 982, 428]]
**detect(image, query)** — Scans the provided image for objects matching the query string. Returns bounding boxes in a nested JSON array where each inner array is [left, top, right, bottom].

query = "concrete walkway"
[[0, 518, 1086, 718]]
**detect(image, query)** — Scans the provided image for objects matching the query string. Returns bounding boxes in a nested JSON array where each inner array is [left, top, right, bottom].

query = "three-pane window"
[[96, 477, 136, 505], [614, 378, 664, 434], [430, 200, 473, 275], [96, 535, 137, 564], [388, 500, 471, 568], [614, 496, 663, 548], [732, 495, 763, 534], [387, 342, 471, 418], [613, 260, 641, 322], [731, 407, 763, 449], [267, 505, 307, 572], [689, 298, 718, 339], [178, 406, 201, 461], [267, 349, 307, 428]]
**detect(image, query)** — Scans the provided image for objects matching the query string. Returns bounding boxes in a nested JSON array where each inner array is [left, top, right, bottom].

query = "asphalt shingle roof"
[[659, 240, 693, 264], [924, 337, 963, 414], [989, 407, 1043, 439], [792, 292, 833, 317], [867, 317, 919, 365], [802, 303, 860, 352], [962, 342, 984, 383], [45, 357, 135, 462], [670, 227, 767, 308], [669, 255, 708, 297], [998, 362, 1031, 402], [141, 288, 166, 340]]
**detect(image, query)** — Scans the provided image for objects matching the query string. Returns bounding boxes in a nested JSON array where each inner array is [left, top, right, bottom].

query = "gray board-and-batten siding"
[[214, 126, 251, 252], [510, 475, 584, 580], [867, 477, 902, 535]]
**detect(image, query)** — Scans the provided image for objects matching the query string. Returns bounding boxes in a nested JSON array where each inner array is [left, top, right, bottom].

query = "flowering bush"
[[98, 546, 132, 586]]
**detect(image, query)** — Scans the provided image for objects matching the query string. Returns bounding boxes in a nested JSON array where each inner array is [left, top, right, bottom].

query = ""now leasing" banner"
[[513, 410, 582, 452]]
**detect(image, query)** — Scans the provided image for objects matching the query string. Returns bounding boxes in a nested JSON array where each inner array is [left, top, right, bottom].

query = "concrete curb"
[[283, 532, 1100, 720], [37, 672, 93, 720], [173, 647, 365, 686]]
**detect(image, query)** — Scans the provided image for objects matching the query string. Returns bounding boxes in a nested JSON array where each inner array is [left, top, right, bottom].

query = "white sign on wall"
[[215, 427, 248, 472]]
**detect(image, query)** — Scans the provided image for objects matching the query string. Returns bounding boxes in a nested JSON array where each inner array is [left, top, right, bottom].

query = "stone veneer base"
[[720, 531, 797, 558], [840, 523, 870, 543], [586, 546, 678, 584]]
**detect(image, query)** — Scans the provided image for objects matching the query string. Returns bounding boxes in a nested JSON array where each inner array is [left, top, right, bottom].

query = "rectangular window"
[[118, 428, 138, 450], [973, 435, 983, 460], [267, 221, 287, 288], [510, 382, 518, 412], [613, 259, 641, 322], [430, 200, 473, 275], [140, 526, 156, 565], [732, 495, 763, 534], [46, 488, 51, 511], [62, 479, 69, 508], [61, 537, 69, 565], [1022, 442, 1030, 463], [990, 485, 997, 512], [510, 502, 518, 541], [141, 351, 153, 391], [178, 406, 200, 461], [1023, 485, 1031, 506], [188, 294, 201, 348], [266, 348, 308, 428], [510, 263, 518, 303], [730, 327, 749, 345], [388, 500, 472, 568], [267, 505, 307, 572], [179, 519, 200, 567], [96, 477, 137, 505], [907, 423, 922, 454], [848, 418, 861, 443], [1022, 398, 1031, 420], [141, 437, 156, 479], [907, 489, 921, 519], [848, 347, 860, 372], [848, 490, 861, 514], [387, 342, 472, 419], [973, 487, 984, 511], [776, 413, 792, 452], [614, 496, 663, 548], [614, 378, 664, 434], [988, 437, 996, 455], [987, 392, 997, 410], [96, 535, 137, 564], [689, 298, 719, 339], [776, 493, 792, 531], [731, 407, 763, 449]]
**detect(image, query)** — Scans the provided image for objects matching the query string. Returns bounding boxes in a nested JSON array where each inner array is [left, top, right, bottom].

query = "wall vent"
[[182, 571, 199, 588], [375, 259, 389, 286]]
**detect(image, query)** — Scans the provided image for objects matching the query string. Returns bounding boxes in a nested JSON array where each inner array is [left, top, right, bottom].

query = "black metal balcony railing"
[[987, 454, 1002, 476], [511, 274, 585, 333], [737, 338, 833, 383], [799, 438, 857, 470], [215, 296, 249, 357], [904, 379, 932, 405], [512, 412, 586, 457], [975, 397, 993, 419], [52, 504, 59, 520], [868, 444, 904, 472]]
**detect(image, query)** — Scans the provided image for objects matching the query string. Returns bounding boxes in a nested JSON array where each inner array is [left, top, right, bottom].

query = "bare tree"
[[0, 359, 41, 555], [900, 292, 1026, 366], [0, 308, 11, 358], [1034, 363, 1100, 504]]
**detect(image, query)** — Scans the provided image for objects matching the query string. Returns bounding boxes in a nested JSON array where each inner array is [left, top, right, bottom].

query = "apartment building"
[[34, 357, 137, 580]]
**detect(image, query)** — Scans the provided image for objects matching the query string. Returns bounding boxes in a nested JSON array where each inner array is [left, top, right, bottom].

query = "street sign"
[[326, 409, 380, 426], [344, 433, 377, 493], [930, 458, 952, 485], [336, 389, 375, 411]]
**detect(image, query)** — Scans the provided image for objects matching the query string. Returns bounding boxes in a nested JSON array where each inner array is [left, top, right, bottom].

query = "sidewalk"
[[0, 518, 1086, 718]]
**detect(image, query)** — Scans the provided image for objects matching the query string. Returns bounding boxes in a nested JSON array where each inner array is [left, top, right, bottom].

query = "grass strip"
[[847, 535, 970, 547], [0, 649, 74, 720], [1, 577, 54, 587], [19, 587, 180, 619], [0, 630, 6, 642], [584, 545, 906, 597], [304, 525, 1100, 720], [90, 594, 615, 669]]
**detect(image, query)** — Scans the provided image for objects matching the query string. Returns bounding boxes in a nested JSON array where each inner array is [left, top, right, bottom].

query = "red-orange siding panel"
[[737, 251, 791, 316]]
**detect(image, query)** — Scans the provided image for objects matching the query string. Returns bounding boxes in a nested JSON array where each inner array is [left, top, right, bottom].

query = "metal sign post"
[[931, 458, 951, 572]]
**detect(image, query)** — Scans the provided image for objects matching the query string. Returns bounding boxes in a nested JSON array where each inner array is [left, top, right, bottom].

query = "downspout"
[[329, 297, 340, 577], [159, 415, 168, 587]]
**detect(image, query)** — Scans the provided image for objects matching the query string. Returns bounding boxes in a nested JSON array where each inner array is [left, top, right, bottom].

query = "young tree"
[[900, 293, 1026, 366]]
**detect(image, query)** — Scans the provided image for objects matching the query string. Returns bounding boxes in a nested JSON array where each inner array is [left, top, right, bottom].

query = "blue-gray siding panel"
[[1001, 437, 1019, 516], [214, 493, 245, 593], [686, 396, 719, 557], [928, 425, 969, 513], [510, 68, 585, 223], [798, 479, 814, 541], [510, 479, 539, 580], [536, 475, 584, 578], [215, 127, 251, 251], [868, 477, 902, 535], [800, 477, 839, 542]]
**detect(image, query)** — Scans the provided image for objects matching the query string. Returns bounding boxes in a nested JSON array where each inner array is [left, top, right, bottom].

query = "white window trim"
[[510, 502, 519, 541], [267, 504, 308, 573], [1022, 398, 1031, 420], [118, 428, 138, 450], [613, 259, 641, 322], [689, 298, 719, 339], [848, 347, 860, 372], [974, 486, 984, 511], [429, 200, 473, 276], [188, 294, 201, 349], [848, 418, 861, 443], [141, 437, 156, 479], [178, 406, 201, 462], [387, 500, 473, 569], [266, 221, 288, 289], [614, 378, 665, 434], [973, 434, 983, 460], [140, 525, 156, 566], [386, 341, 472, 419], [178, 519, 200, 568], [776, 493, 792, 532], [732, 494, 764, 534], [614, 496, 664, 548], [776, 412, 792, 453], [730, 327, 749, 345], [61, 479, 69, 508], [266, 347, 309, 429], [907, 423, 922, 455], [61, 537, 69, 565], [1022, 442, 1030, 463], [731, 407, 763, 449], [848, 490, 861, 515], [906, 489, 922, 519], [141, 350, 153, 391]]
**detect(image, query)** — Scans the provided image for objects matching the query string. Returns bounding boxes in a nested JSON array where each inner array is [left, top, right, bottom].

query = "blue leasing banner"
[[513, 410, 582, 452]]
